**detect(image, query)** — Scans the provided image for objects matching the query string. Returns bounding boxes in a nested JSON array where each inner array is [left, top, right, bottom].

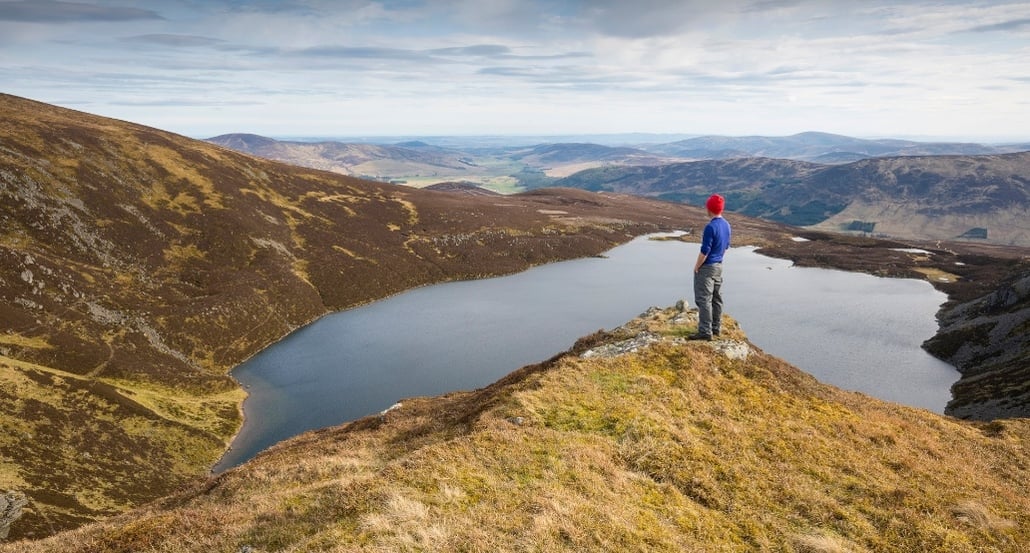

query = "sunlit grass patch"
[[102, 377, 245, 439], [0, 332, 52, 350], [392, 196, 420, 225], [332, 245, 379, 265], [912, 266, 959, 283], [144, 144, 225, 209], [162, 242, 206, 266]]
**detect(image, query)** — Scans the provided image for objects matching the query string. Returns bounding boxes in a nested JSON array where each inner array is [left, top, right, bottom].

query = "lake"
[[214, 234, 957, 471]]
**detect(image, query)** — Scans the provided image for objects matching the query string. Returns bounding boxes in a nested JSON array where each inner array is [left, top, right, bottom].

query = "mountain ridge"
[[209, 134, 1030, 246], [206, 131, 1030, 193], [640, 131, 1021, 161], [554, 153, 1030, 246]]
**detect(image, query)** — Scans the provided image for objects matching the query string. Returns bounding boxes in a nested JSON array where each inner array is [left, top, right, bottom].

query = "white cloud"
[[0, 0, 1027, 140]]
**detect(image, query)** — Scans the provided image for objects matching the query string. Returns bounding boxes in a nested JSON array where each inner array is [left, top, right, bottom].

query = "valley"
[[1, 93, 1028, 548]]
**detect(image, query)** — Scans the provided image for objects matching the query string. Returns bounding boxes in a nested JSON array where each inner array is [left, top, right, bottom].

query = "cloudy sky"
[[1, 0, 1028, 140]]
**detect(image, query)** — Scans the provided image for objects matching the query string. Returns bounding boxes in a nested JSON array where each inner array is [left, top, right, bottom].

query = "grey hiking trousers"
[[694, 263, 723, 336]]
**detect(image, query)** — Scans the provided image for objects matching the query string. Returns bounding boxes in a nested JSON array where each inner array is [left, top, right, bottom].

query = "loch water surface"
[[215, 235, 956, 471]]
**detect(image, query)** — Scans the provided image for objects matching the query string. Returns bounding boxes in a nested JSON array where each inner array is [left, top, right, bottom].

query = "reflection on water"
[[214, 235, 956, 471]]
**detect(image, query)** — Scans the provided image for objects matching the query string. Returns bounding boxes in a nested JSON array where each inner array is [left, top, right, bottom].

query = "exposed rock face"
[[0, 492, 27, 540], [926, 271, 1030, 419]]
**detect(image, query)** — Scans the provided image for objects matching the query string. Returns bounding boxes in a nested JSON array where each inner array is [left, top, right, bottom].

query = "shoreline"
[[212, 233, 960, 470]]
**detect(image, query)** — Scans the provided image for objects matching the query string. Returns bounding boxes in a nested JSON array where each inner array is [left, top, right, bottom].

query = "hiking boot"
[[688, 333, 712, 341]]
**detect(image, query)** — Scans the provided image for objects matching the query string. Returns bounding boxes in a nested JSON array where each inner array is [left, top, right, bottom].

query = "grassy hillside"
[[8, 307, 1028, 552], [0, 93, 712, 539]]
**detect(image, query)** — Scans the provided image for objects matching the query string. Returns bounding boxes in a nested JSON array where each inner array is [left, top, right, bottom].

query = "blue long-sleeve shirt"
[[700, 216, 731, 264]]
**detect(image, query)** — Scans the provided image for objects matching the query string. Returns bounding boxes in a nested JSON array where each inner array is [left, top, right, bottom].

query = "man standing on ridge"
[[691, 194, 731, 341]]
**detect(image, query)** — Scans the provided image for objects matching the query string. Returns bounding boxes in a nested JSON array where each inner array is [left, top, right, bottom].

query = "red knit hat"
[[706, 194, 725, 215]]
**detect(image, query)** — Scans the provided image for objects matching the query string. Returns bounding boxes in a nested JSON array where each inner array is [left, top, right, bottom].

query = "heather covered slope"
[[8, 307, 1028, 552], [0, 93, 705, 538]]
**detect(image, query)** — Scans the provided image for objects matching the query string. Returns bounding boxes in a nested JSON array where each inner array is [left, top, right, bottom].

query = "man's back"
[[701, 216, 731, 264]]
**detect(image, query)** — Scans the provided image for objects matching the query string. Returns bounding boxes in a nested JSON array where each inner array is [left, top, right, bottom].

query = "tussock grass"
[[792, 532, 862, 553], [7, 307, 1029, 552]]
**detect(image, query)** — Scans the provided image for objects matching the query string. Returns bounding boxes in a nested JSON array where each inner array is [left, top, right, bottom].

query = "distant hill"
[[208, 132, 1030, 192], [206, 133, 478, 182], [207, 135, 679, 184], [423, 181, 501, 195], [642, 131, 1025, 162], [555, 153, 1030, 246], [506, 142, 674, 177]]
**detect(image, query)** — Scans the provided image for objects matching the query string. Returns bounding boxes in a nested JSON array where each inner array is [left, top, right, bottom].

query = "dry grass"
[[7, 308, 1029, 552], [332, 245, 379, 265], [0, 333, 52, 350], [145, 144, 225, 210], [912, 266, 960, 283], [162, 242, 207, 266], [103, 377, 246, 438], [792, 532, 864, 553]]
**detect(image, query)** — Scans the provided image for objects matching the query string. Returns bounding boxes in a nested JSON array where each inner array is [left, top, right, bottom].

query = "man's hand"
[[694, 251, 707, 274]]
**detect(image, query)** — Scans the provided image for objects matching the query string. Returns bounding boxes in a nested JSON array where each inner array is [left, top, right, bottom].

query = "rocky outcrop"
[[925, 270, 1030, 419], [580, 303, 751, 361], [0, 492, 27, 540]]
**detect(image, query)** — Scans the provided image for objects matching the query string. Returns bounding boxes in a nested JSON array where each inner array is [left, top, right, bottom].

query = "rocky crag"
[[0, 493, 26, 540], [926, 270, 1030, 419]]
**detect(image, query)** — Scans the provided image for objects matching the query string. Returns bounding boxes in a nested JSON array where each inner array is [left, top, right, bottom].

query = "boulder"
[[0, 491, 28, 540]]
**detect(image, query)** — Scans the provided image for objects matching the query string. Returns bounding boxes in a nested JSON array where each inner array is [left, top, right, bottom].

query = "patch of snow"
[[891, 248, 932, 255]]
